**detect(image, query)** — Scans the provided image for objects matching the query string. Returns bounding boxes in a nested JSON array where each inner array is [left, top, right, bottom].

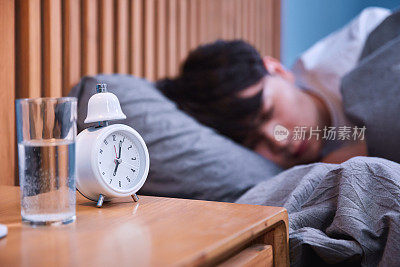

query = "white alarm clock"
[[76, 83, 150, 207]]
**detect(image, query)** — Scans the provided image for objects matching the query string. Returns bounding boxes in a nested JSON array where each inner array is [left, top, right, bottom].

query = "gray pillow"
[[341, 10, 400, 164], [69, 74, 281, 202]]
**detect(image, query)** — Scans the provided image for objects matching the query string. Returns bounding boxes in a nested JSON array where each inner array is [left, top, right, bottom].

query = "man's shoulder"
[[360, 8, 400, 60]]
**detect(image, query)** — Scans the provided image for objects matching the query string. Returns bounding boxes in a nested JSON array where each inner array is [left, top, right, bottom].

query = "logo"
[[273, 125, 289, 141]]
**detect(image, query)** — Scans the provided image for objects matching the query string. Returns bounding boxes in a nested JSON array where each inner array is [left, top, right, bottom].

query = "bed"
[[2, 1, 399, 265]]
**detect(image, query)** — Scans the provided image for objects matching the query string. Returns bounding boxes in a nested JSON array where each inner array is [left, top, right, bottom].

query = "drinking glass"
[[15, 97, 77, 225]]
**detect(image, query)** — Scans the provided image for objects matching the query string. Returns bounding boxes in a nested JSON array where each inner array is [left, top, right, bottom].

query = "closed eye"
[[261, 106, 274, 122], [245, 107, 274, 149]]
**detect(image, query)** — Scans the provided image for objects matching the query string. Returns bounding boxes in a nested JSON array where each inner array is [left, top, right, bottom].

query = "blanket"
[[236, 157, 400, 266]]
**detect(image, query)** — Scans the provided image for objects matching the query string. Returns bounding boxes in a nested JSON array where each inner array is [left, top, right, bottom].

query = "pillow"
[[291, 7, 390, 92], [341, 10, 400, 164], [69, 74, 281, 202]]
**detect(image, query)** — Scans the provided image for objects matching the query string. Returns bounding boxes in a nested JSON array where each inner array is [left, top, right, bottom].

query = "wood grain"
[[218, 244, 273, 267], [156, 0, 167, 78], [254, 0, 261, 53], [177, 0, 188, 64], [207, 0, 217, 40], [99, 0, 114, 73], [224, 0, 235, 39], [0, 186, 288, 266], [15, 0, 41, 98], [248, 0, 255, 46], [188, 0, 198, 50], [42, 0, 62, 97], [205, 0, 214, 42], [81, 0, 98, 76], [167, 0, 178, 77], [62, 0, 81, 94], [198, 0, 207, 43], [221, 0, 227, 38], [229, 0, 235, 39], [115, 0, 129, 73], [234, 0, 242, 39], [0, 0, 15, 186], [241, 0, 249, 42], [253, 220, 290, 266], [144, 0, 156, 80], [272, 0, 281, 59], [265, 0, 273, 56], [259, 0, 266, 56], [130, 0, 143, 77]]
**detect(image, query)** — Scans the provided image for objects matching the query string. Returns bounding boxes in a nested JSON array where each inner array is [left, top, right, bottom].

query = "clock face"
[[97, 131, 141, 191]]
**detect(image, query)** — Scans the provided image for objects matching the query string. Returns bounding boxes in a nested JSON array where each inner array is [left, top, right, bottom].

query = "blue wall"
[[281, 0, 400, 67]]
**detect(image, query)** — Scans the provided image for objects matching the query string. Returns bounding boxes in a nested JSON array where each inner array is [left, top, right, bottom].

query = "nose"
[[260, 122, 290, 152]]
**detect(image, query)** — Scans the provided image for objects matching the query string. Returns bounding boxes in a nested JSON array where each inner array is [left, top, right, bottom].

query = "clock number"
[[112, 135, 116, 141], [122, 137, 125, 143], [126, 176, 130, 182], [119, 181, 121, 187], [127, 145, 132, 150], [100, 149, 103, 154], [131, 169, 135, 173], [109, 179, 112, 184], [131, 157, 136, 160], [104, 140, 108, 145], [102, 172, 105, 175]]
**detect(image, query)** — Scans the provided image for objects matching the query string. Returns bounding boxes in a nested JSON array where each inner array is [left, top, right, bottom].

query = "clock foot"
[[131, 194, 139, 202], [97, 194, 105, 208]]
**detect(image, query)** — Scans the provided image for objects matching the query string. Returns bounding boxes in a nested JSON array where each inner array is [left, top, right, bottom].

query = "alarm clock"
[[76, 83, 150, 207]]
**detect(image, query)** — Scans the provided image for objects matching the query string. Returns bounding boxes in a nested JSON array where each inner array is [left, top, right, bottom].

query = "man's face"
[[241, 75, 330, 168]]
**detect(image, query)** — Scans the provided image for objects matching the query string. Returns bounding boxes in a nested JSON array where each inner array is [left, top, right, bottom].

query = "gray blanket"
[[236, 157, 400, 266]]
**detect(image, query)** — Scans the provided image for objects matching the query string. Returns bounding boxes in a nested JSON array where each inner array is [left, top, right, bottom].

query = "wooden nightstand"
[[0, 186, 289, 266]]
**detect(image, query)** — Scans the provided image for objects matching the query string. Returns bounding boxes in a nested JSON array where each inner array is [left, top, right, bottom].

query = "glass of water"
[[15, 97, 77, 225]]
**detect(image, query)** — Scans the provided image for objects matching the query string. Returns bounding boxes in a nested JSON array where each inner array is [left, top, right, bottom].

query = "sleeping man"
[[157, 7, 391, 168], [232, 7, 400, 265]]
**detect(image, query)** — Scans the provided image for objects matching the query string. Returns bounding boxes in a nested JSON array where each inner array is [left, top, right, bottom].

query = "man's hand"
[[322, 140, 367, 164]]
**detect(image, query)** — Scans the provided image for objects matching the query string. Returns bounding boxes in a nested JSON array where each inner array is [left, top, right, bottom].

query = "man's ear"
[[263, 56, 295, 82]]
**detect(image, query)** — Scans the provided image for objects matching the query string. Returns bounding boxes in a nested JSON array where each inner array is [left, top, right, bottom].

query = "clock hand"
[[114, 145, 118, 159], [113, 160, 120, 176], [118, 140, 122, 159]]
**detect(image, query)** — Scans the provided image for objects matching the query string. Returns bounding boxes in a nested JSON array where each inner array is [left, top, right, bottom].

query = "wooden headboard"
[[0, 0, 280, 185]]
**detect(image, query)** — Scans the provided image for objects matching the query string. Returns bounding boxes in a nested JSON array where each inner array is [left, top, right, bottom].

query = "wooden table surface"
[[0, 186, 288, 266]]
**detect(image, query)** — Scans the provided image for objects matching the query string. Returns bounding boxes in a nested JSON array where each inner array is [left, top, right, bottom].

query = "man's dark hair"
[[156, 40, 268, 145]]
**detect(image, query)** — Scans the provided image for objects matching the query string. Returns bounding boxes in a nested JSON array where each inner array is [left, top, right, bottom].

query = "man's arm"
[[322, 140, 367, 164]]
